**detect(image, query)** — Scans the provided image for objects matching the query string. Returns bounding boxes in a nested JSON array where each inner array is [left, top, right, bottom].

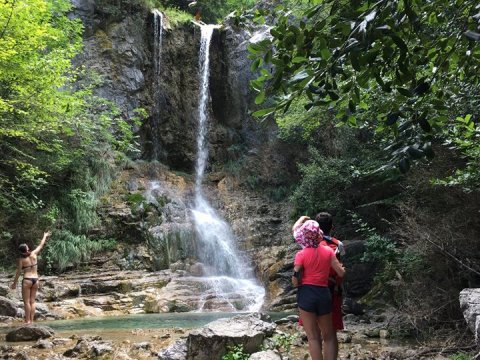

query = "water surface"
[[0, 312, 292, 333]]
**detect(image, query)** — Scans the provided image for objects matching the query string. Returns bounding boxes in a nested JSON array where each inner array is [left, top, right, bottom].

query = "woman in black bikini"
[[10, 231, 51, 324]]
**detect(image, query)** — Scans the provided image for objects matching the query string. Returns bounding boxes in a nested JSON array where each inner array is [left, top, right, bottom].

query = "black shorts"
[[297, 285, 332, 316]]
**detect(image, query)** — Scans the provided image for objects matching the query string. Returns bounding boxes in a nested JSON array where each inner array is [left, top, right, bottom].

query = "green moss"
[[95, 30, 113, 51], [125, 192, 146, 205], [163, 7, 192, 26]]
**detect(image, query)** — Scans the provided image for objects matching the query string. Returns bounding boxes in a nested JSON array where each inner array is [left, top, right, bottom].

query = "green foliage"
[[268, 333, 296, 352], [126, 192, 146, 205], [434, 114, 480, 190], [353, 213, 424, 299], [43, 230, 117, 272], [265, 185, 292, 202], [0, 0, 83, 213], [221, 344, 249, 360], [0, 0, 141, 224], [162, 6, 192, 26], [249, 0, 480, 183], [245, 174, 260, 189], [275, 96, 326, 143], [291, 148, 353, 216], [450, 353, 473, 360], [168, 0, 256, 23]]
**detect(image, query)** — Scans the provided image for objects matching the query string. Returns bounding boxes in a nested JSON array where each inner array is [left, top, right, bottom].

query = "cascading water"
[[153, 10, 164, 80], [151, 9, 164, 160], [191, 25, 265, 312]]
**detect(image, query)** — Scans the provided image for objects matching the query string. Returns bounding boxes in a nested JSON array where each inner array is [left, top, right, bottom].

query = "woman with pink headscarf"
[[292, 216, 345, 360]]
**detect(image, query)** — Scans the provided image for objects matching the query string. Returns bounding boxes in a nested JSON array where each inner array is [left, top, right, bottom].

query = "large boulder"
[[157, 339, 188, 360], [186, 313, 276, 360], [6, 325, 54, 342], [460, 288, 480, 345], [0, 296, 18, 317]]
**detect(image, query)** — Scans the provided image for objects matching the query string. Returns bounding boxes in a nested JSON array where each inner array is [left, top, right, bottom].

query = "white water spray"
[[191, 25, 264, 312], [153, 9, 164, 81]]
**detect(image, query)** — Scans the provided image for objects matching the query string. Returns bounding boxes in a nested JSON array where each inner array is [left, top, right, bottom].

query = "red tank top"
[[294, 246, 334, 286]]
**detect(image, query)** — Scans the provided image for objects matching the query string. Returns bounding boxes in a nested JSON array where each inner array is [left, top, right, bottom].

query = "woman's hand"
[[43, 231, 52, 239], [10, 282, 17, 290]]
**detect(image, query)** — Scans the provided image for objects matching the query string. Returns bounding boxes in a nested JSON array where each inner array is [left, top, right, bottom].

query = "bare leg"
[[317, 313, 335, 360], [21, 280, 32, 324], [300, 308, 323, 360], [29, 281, 39, 323], [333, 331, 338, 359]]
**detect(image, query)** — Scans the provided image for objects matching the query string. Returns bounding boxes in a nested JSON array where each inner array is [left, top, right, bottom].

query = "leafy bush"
[[268, 333, 296, 352], [291, 148, 353, 216], [353, 213, 424, 303], [163, 0, 256, 23], [44, 230, 117, 273], [221, 345, 249, 360]]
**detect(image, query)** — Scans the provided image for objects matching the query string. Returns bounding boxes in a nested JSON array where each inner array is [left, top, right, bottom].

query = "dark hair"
[[315, 212, 333, 235], [18, 243, 31, 258]]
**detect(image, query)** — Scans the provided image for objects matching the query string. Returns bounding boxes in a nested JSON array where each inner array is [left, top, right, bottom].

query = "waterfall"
[[151, 9, 164, 160], [191, 25, 265, 312], [152, 9, 164, 80]]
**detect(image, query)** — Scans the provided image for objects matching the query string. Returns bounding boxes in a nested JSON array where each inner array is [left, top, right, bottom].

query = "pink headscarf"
[[293, 220, 323, 248]]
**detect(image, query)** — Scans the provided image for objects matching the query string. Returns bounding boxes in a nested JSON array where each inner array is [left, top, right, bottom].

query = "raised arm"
[[10, 259, 22, 289], [31, 231, 51, 256], [331, 256, 345, 278], [292, 216, 310, 232]]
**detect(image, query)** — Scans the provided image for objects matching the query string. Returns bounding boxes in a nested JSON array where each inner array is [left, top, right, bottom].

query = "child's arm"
[[292, 216, 310, 232], [292, 265, 303, 287]]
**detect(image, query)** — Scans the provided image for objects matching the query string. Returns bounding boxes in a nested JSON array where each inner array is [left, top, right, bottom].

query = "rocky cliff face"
[[72, 0, 152, 121], [69, 2, 372, 311], [73, 0, 275, 172]]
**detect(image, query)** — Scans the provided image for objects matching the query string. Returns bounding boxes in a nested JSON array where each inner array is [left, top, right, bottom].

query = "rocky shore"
[[1, 312, 473, 360]]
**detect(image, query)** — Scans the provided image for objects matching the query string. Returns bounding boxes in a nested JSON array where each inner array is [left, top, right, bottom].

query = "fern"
[[44, 230, 117, 272]]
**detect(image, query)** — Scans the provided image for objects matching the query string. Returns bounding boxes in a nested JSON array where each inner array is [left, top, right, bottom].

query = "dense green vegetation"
[[0, 1, 478, 351], [248, 0, 480, 186], [239, 0, 480, 341], [0, 0, 141, 270]]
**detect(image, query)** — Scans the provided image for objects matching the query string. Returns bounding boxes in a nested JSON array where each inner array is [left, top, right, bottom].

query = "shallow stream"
[[0, 312, 290, 334]]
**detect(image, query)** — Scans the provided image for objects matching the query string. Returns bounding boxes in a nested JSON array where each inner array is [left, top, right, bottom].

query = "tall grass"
[[44, 230, 117, 272]]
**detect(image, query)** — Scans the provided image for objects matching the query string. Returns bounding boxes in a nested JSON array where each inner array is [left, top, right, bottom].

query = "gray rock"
[[0, 284, 10, 297], [11, 350, 29, 360], [34, 339, 54, 349], [6, 325, 55, 342], [275, 314, 299, 324], [460, 288, 480, 345], [133, 341, 151, 350], [157, 339, 188, 360], [187, 313, 276, 360], [64, 338, 113, 357], [0, 315, 15, 324], [0, 295, 18, 317], [249, 350, 282, 360], [337, 332, 352, 343], [343, 297, 365, 315]]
